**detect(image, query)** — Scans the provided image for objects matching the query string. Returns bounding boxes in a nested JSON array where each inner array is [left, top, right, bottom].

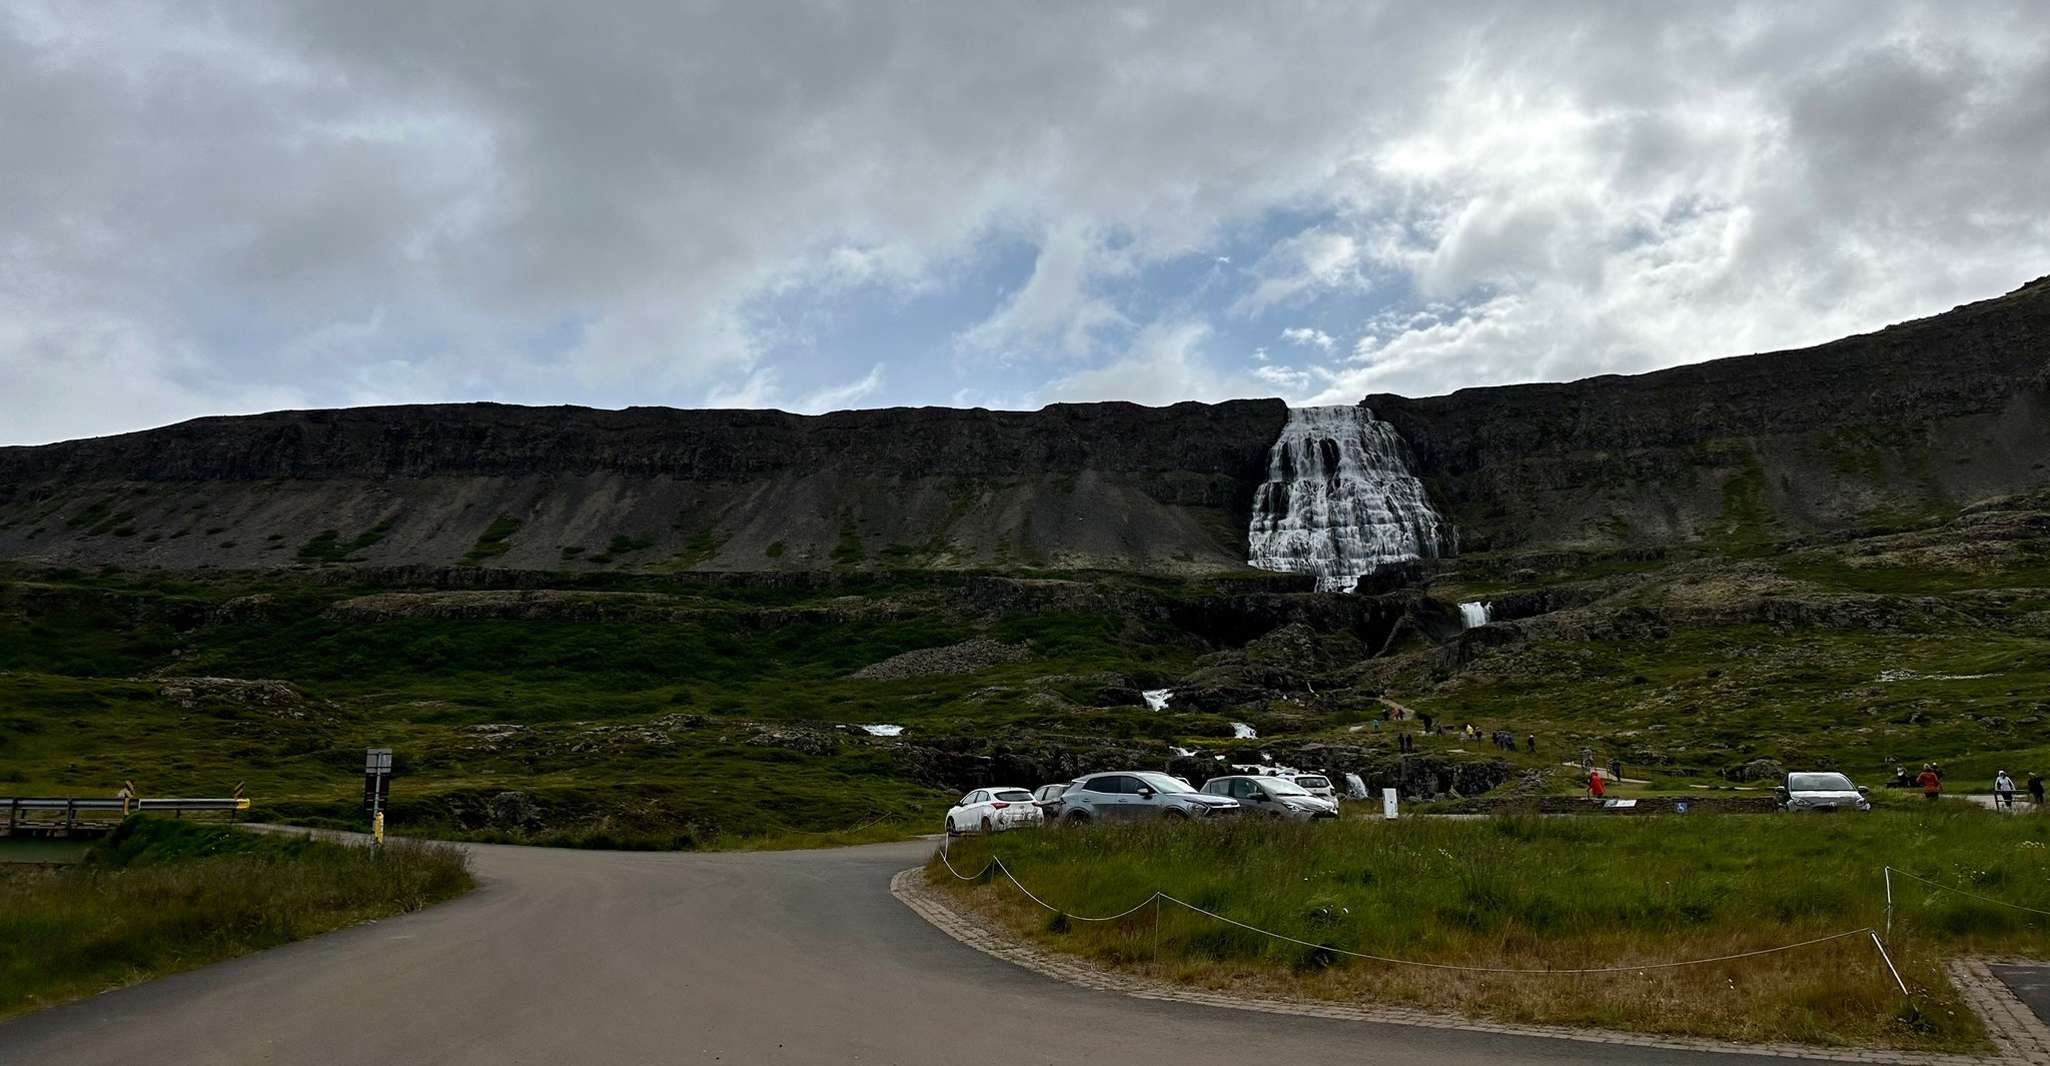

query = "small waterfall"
[[1247, 405, 1455, 592], [1141, 688, 1174, 711], [1459, 601, 1492, 628]]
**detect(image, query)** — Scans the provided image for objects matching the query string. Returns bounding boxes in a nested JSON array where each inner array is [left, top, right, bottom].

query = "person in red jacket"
[[1589, 768, 1607, 799], [1917, 764, 1942, 801]]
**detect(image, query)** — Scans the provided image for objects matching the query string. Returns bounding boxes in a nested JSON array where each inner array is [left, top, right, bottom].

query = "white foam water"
[[1247, 405, 1454, 592], [1231, 722, 1258, 739], [1459, 601, 1492, 628], [858, 724, 904, 737], [1141, 688, 1174, 711]]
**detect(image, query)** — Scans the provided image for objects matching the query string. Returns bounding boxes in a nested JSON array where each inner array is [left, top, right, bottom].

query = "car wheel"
[[945, 816, 958, 836], [1065, 811, 1090, 826], [1162, 807, 1190, 821], [980, 816, 994, 834]]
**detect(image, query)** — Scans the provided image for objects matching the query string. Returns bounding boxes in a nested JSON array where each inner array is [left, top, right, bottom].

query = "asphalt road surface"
[[2, 838, 1853, 1065]]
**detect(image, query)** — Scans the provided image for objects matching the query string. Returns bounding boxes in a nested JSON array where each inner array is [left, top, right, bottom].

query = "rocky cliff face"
[[1369, 275, 2050, 552], [0, 400, 1287, 573], [2, 276, 2045, 573]]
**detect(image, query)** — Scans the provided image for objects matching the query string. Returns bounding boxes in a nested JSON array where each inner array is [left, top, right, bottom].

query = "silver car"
[[1201, 775, 1338, 820], [1058, 771, 1240, 823], [1777, 771, 1871, 812]]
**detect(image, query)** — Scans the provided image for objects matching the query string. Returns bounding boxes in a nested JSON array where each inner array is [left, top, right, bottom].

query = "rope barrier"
[[1162, 893, 1879, 975], [1886, 866, 2050, 918], [937, 836, 1899, 981]]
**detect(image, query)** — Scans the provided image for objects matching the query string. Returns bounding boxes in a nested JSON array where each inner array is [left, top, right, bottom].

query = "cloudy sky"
[[4, 1, 2048, 445]]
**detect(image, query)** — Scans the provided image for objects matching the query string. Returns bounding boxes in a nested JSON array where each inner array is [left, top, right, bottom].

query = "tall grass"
[[931, 807, 2050, 1052], [0, 818, 472, 1018]]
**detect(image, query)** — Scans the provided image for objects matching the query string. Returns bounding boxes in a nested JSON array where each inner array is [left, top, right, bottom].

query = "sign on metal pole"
[[364, 748, 393, 845]]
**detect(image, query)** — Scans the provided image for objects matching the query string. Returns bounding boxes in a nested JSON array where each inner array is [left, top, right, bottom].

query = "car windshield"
[[1131, 772, 1196, 794], [1294, 776, 1329, 789], [1788, 773, 1855, 791], [1259, 778, 1311, 796], [993, 789, 1033, 802]]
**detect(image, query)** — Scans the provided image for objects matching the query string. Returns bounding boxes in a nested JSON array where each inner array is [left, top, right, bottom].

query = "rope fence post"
[[1153, 894, 1162, 967], [1884, 866, 1894, 938], [1869, 930, 1910, 998]]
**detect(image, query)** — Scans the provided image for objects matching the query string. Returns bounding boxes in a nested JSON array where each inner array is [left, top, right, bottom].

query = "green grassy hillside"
[[2, 490, 2045, 845]]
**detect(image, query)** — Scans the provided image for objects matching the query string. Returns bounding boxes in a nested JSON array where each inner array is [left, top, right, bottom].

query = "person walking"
[[1609, 755, 1623, 782], [2029, 771, 2045, 807], [1526, 734, 1536, 754], [1588, 767, 1607, 799], [1581, 746, 1595, 771], [1916, 763, 1942, 802], [1995, 770, 2017, 811]]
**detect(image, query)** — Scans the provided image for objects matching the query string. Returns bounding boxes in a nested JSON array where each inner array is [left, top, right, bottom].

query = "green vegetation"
[[934, 810, 2050, 1052], [297, 518, 395, 563], [461, 515, 521, 563], [0, 817, 470, 1018], [831, 516, 866, 565], [0, 491, 2044, 850]]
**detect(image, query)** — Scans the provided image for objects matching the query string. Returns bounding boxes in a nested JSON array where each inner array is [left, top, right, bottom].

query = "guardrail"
[[4, 796, 252, 836]]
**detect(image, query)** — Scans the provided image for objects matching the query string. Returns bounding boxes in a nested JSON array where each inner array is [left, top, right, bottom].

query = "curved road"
[[3, 839, 1836, 1065]]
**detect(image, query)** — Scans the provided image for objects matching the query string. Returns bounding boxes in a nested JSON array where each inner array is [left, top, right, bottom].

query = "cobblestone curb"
[[1950, 959, 2050, 1065], [891, 867, 2010, 1065]]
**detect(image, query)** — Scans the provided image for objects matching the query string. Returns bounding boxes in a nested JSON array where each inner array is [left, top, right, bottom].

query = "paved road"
[[1991, 965, 2050, 1028], [2, 838, 1845, 1065]]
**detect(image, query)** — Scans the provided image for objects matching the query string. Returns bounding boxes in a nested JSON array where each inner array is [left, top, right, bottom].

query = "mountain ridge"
[[2, 275, 2045, 572]]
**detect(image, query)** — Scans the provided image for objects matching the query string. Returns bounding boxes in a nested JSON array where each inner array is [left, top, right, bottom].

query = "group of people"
[[1905, 764, 2045, 809], [1384, 714, 1538, 757]]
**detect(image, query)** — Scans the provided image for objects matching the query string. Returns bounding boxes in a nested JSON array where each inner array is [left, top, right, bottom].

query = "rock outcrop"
[[1370, 275, 2050, 552]]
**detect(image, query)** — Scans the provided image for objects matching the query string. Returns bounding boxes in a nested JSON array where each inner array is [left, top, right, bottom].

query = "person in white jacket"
[[1995, 770, 2018, 811]]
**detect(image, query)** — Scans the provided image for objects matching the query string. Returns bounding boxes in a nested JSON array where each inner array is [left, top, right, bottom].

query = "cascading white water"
[[1247, 405, 1455, 592], [1459, 601, 1492, 628]]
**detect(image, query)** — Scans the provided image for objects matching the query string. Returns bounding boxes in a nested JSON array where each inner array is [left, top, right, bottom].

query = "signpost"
[[364, 748, 392, 845], [1381, 787, 1399, 820]]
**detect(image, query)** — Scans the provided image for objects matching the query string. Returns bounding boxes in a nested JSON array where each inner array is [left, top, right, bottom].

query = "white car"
[[945, 787, 1043, 834], [1291, 774, 1340, 805]]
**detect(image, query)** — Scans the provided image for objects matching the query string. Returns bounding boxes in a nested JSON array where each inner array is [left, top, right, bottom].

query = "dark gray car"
[[1058, 771, 1241, 823]]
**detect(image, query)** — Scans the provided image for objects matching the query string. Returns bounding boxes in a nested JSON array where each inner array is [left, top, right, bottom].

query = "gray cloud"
[[2, 1, 2047, 443]]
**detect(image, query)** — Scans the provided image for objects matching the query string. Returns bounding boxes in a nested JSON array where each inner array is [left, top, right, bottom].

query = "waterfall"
[[1459, 601, 1492, 628], [1247, 405, 1455, 592]]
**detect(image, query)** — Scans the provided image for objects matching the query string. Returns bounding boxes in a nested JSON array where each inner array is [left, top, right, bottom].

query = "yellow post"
[[373, 809, 385, 845]]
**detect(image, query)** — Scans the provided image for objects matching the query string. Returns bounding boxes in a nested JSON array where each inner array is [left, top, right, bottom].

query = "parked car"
[[946, 787, 1044, 834], [1058, 771, 1241, 823], [1032, 782, 1071, 820], [1290, 773, 1340, 805], [1776, 772, 1871, 813], [1200, 775, 1338, 820]]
